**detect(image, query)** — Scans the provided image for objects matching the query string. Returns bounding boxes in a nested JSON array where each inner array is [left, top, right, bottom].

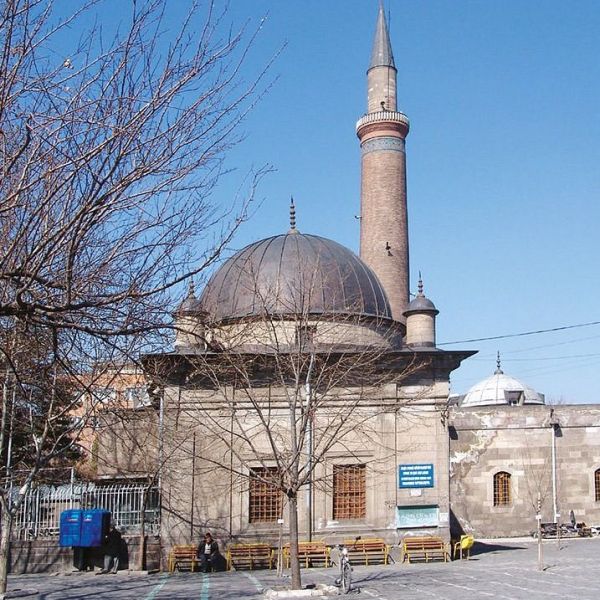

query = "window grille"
[[595, 469, 600, 502], [493, 471, 511, 506], [93, 388, 116, 405], [126, 386, 151, 409], [249, 467, 282, 523], [333, 464, 366, 520]]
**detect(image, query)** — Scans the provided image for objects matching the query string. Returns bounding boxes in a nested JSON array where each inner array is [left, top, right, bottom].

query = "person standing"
[[100, 523, 122, 574], [197, 532, 220, 573]]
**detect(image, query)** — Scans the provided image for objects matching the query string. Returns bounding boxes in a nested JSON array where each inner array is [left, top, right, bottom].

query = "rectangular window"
[[249, 467, 282, 523], [333, 464, 366, 520], [93, 388, 116, 405]]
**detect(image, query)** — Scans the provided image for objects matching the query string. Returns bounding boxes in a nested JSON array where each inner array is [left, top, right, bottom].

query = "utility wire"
[[438, 320, 600, 346]]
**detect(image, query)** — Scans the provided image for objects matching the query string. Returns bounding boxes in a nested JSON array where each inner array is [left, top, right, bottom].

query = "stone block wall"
[[449, 405, 600, 538], [9, 536, 162, 574]]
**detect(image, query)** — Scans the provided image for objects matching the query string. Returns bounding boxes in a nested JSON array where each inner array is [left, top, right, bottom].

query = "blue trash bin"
[[80, 509, 111, 547], [59, 509, 83, 547]]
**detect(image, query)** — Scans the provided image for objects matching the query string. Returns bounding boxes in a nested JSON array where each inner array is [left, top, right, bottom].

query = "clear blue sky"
[[68, 1, 600, 403]]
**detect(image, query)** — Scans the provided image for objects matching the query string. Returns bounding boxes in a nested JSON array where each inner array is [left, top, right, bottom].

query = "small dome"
[[462, 366, 545, 407], [199, 232, 392, 322], [404, 295, 438, 315], [403, 277, 439, 316], [177, 282, 204, 315]]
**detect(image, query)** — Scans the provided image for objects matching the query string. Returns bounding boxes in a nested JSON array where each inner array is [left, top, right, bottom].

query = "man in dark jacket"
[[197, 532, 221, 573], [100, 523, 122, 574]]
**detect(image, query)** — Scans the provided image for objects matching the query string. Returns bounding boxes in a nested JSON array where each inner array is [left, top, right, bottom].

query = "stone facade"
[[449, 405, 600, 537], [149, 349, 470, 555], [209, 316, 403, 352]]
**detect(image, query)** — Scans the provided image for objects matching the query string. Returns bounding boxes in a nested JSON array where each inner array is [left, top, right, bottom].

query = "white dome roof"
[[462, 367, 545, 407]]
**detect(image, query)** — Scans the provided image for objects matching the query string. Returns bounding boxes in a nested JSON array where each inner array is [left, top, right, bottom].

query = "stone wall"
[[159, 376, 454, 553], [9, 536, 162, 574], [449, 404, 600, 538]]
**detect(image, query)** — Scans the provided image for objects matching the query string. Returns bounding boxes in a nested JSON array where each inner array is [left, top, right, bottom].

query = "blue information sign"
[[398, 464, 434, 488]]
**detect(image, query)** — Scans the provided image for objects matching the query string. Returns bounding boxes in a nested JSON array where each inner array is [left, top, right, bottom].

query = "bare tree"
[[0, 0, 274, 591], [0, 324, 89, 590], [147, 267, 431, 590]]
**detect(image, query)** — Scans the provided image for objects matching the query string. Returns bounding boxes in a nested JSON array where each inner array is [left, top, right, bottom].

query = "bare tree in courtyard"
[[0, 0, 274, 592], [147, 251, 433, 590]]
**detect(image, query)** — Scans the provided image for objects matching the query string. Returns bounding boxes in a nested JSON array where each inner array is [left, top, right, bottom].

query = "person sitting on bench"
[[197, 532, 221, 572]]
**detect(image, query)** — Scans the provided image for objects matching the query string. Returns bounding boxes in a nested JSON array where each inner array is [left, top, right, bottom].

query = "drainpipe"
[[305, 353, 315, 542], [549, 409, 559, 524]]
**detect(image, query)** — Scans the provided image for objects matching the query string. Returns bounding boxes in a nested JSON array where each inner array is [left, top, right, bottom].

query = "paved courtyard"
[[5, 538, 600, 599]]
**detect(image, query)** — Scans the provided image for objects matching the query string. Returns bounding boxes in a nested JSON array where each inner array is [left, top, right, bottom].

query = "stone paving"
[[5, 537, 600, 599]]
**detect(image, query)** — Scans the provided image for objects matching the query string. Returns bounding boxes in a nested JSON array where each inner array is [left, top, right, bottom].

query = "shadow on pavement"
[[470, 541, 526, 557]]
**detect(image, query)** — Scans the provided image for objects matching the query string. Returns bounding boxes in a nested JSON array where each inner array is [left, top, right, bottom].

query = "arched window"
[[493, 471, 511, 506], [595, 469, 600, 502]]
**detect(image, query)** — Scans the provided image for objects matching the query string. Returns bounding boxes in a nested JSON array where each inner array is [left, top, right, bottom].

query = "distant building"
[[450, 361, 600, 537], [77, 362, 156, 483]]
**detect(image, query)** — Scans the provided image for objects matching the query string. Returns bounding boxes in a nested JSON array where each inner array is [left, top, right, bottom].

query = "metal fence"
[[12, 482, 160, 540]]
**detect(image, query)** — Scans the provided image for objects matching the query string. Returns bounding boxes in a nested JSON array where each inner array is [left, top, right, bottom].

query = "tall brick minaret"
[[357, 3, 410, 324]]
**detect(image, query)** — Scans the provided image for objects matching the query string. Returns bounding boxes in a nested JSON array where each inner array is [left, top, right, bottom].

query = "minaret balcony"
[[356, 110, 410, 136]]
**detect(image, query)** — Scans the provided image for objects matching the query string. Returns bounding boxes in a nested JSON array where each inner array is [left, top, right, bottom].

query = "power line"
[[471, 352, 600, 362], [438, 320, 600, 346]]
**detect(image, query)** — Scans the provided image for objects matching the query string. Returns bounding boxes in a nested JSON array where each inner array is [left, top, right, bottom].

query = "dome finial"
[[495, 351, 503, 375], [188, 279, 196, 299], [289, 196, 298, 233], [417, 271, 424, 296]]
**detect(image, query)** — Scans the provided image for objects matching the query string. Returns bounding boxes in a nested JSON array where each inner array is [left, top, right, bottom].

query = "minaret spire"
[[356, 4, 410, 324], [365, 2, 397, 113], [370, 2, 395, 70]]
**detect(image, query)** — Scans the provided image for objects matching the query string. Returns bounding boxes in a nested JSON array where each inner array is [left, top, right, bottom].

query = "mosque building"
[[99, 4, 600, 556]]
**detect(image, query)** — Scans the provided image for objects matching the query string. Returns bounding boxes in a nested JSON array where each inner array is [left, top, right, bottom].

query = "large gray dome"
[[199, 233, 392, 322]]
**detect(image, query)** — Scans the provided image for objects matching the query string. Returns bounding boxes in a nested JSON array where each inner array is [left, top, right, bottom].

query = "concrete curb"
[[62, 568, 157, 576], [264, 584, 339, 598]]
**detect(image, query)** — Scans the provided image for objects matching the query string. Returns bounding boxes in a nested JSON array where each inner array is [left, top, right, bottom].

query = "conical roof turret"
[[403, 275, 439, 316], [369, 2, 395, 70]]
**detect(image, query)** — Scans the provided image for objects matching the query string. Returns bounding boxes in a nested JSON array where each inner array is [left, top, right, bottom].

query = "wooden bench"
[[283, 541, 330, 568], [226, 543, 274, 570], [402, 536, 449, 563], [344, 538, 391, 565], [168, 545, 198, 572]]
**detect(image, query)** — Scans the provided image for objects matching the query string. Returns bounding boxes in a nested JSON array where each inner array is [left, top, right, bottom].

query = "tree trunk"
[[137, 488, 148, 571], [137, 532, 146, 572], [288, 493, 302, 590], [0, 506, 13, 596]]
